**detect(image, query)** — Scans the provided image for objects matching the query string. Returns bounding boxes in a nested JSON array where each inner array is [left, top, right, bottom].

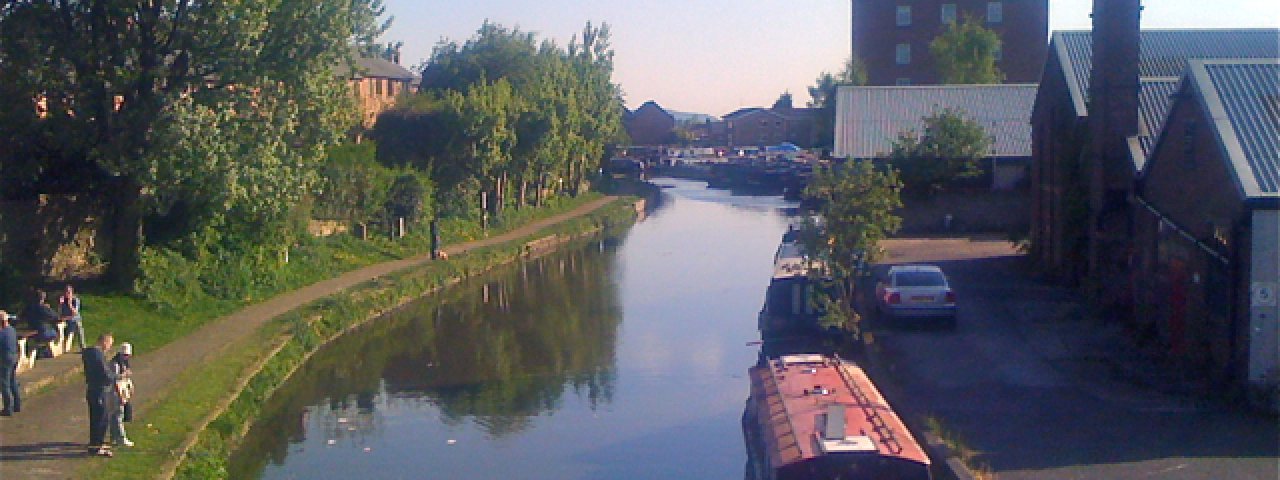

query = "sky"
[[383, 1, 1280, 117]]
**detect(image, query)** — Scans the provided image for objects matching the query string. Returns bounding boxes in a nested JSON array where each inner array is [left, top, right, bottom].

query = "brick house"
[[624, 101, 676, 146], [1027, 25, 1279, 286], [722, 107, 820, 149], [852, 0, 1048, 86], [346, 54, 415, 131], [1131, 59, 1279, 397]]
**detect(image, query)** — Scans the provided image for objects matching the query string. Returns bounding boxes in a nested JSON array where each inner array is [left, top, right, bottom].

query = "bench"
[[13, 322, 72, 374]]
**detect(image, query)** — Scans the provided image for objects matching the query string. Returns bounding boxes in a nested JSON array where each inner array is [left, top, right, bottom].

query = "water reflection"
[[229, 243, 622, 478], [230, 179, 801, 480]]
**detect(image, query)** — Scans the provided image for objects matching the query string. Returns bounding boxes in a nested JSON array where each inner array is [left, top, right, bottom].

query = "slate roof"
[[833, 84, 1037, 159], [340, 54, 414, 80], [1051, 29, 1280, 116], [1184, 59, 1280, 199]]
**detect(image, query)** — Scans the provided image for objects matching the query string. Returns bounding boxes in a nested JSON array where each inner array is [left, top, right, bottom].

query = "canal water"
[[228, 178, 799, 479]]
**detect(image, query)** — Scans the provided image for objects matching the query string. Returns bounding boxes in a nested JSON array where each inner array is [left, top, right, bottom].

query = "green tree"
[[802, 160, 902, 336], [888, 108, 991, 195], [0, 0, 361, 287], [772, 92, 794, 110], [808, 57, 867, 150], [929, 16, 1005, 84]]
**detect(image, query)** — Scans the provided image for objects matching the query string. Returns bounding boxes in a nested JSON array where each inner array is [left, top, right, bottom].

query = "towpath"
[[0, 196, 621, 479]]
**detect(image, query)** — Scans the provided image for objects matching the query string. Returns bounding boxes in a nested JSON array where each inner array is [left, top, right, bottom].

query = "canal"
[[227, 178, 799, 479]]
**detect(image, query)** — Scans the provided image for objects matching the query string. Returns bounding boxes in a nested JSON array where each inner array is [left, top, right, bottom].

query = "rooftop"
[[834, 84, 1037, 159], [1180, 59, 1280, 199]]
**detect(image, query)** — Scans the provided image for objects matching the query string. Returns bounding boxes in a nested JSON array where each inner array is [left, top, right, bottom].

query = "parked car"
[[875, 264, 956, 328]]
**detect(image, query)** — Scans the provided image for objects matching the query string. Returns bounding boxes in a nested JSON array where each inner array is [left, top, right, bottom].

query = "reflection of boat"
[[743, 354, 932, 480], [758, 228, 836, 340]]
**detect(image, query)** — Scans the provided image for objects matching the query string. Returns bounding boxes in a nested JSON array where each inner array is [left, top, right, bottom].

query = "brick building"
[[722, 107, 820, 148], [1028, 26, 1278, 286], [624, 101, 676, 146], [1131, 59, 1279, 398], [852, 0, 1048, 86], [345, 54, 415, 131]]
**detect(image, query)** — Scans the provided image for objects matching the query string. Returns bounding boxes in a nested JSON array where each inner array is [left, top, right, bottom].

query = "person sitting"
[[21, 291, 59, 353]]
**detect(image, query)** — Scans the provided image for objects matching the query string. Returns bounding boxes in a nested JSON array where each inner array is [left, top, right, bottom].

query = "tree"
[[807, 57, 867, 150], [888, 108, 991, 195], [350, 0, 397, 59], [802, 160, 902, 337], [0, 0, 360, 287], [930, 16, 1005, 84]]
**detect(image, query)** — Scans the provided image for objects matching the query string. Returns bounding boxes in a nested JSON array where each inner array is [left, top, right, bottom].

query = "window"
[[896, 78, 912, 86], [896, 43, 911, 64], [987, 2, 1003, 23], [941, 4, 957, 24], [896, 5, 912, 26]]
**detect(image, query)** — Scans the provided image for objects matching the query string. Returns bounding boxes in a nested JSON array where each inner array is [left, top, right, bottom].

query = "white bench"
[[16, 337, 37, 373]]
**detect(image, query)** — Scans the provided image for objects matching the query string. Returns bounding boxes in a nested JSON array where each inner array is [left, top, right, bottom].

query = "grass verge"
[[79, 197, 638, 479]]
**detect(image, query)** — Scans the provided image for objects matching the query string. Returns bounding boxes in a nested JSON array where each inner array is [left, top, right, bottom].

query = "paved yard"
[[864, 236, 1278, 479]]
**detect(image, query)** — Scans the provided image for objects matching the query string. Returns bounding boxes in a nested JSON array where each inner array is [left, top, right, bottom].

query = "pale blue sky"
[[384, 1, 1279, 117]]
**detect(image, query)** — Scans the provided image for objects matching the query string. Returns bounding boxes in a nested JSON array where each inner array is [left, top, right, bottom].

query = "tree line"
[[0, 1, 625, 299]]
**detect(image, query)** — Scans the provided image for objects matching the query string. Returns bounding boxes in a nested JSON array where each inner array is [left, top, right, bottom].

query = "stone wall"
[[897, 189, 1030, 235]]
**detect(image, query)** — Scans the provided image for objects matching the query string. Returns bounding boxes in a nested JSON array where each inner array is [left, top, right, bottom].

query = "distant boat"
[[758, 228, 835, 340], [743, 354, 932, 480]]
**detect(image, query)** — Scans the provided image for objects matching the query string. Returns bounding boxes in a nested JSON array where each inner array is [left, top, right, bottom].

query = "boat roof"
[[748, 354, 931, 470], [773, 242, 824, 279]]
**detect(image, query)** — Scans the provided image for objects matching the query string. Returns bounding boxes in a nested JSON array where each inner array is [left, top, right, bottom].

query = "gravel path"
[[0, 196, 621, 479]]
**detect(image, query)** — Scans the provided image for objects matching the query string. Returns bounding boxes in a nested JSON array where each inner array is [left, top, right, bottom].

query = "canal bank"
[[219, 178, 800, 479], [0, 195, 643, 480]]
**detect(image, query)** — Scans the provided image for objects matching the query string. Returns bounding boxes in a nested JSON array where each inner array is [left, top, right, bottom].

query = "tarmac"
[[0, 196, 619, 480]]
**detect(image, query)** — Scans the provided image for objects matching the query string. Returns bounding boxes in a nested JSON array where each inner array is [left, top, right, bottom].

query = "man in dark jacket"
[[82, 333, 115, 456], [0, 310, 19, 416], [22, 290, 58, 343]]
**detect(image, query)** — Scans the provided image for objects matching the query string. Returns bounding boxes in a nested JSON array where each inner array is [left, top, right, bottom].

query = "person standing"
[[58, 284, 85, 351], [0, 311, 19, 416], [82, 333, 115, 456], [108, 342, 134, 446]]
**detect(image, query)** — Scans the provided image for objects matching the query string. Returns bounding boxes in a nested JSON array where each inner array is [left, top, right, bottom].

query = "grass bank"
[[79, 197, 640, 479], [76, 193, 606, 357]]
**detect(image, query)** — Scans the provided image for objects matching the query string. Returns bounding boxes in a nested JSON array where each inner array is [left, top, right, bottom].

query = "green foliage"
[[930, 16, 1005, 84], [0, 0, 364, 287], [384, 173, 434, 225], [389, 21, 625, 219], [803, 160, 903, 335], [888, 108, 991, 195], [808, 57, 868, 150]]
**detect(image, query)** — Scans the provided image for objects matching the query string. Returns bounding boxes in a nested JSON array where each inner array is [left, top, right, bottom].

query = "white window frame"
[[941, 3, 957, 24], [896, 5, 912, 26], [896, 43, 911, 65], [987, 2, 1003, 23]]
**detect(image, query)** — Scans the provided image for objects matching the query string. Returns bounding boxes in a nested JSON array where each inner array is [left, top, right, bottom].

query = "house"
[[345, 54, 415, 131], [851, 0, 1048, 85], [623, 101, 676, 146], [1027, 25, 1279, 286], [833, 83, 1037, 190], [1131, 59, 1279, 399], [722, 107, 820, 149]]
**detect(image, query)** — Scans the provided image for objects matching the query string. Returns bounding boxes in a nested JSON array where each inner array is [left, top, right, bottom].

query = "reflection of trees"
[[228, 238, 622, 477]]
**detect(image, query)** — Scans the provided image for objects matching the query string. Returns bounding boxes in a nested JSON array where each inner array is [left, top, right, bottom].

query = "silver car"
[[874, 264, 957, 328]]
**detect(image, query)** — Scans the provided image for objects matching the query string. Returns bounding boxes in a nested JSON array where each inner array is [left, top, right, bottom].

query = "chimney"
[[1089, 0, 1142, 149]]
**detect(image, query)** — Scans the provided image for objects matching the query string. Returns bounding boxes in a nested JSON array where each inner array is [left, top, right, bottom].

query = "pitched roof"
[[1128, 77, 1181, 170], [833, 84, 1037, 159], [1181, 59, 1280, 199], [343, 54, 414, 81], [1050, 29, 1280, 116]]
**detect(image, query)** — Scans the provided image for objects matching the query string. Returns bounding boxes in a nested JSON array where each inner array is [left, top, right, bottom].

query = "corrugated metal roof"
[[1134, 77, 1180, 169], [338, 54, 415, 80], [1053, 29, 1280, 116], [1190, 59, 1280, 197], [833, 84, 1036, 159]]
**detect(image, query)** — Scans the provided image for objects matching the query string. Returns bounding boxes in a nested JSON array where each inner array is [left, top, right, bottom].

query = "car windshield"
[[895, 271, 946, 287]]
